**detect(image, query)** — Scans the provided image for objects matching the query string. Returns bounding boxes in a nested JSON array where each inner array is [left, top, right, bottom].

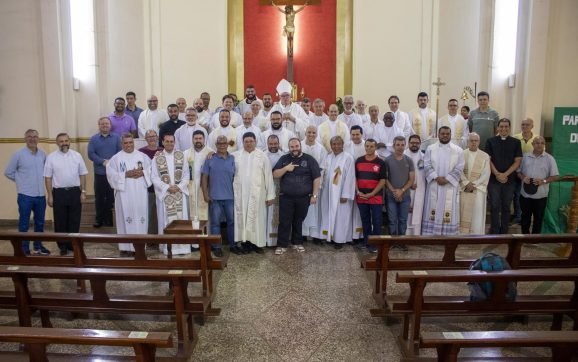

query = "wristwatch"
[[81, 190, 86, 193], [312, 194, 318, 198], [543, 179, 547, 184]]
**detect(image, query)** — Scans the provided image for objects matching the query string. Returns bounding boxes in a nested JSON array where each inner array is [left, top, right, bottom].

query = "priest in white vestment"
[[192, 98, 211, 130], [260, 93, 274, 118], [376, 112, 404, 159], [337, 95, 363, 129], [237, 112, 265, 150], [356, 99, 370, 124], [208, 110, 238, 153], [151, 134, 190, 255], [238, 85, 260, 115], [421, 127, 464, 235], [438, 99, 469, 149], [459, 133, 490, 234], [320, 136, 356, 247], [250, 100, 269, 131], [362, 105, 385, 140], [408, 92, 437, 149], [270, 79, 308, 139], [209, 95, 242, 131], [137, 95, 168, 138], [174, 108, 208, 151], [264, 135, 286, 247], [345, 125, 366, 160], [183, 130, 213, 222], [261, 111, 296, 152], [388, 95, 415, 139], [301, 126, 327, 239], [309, 99, 329, 127], [233, 132, 276, 250], [106, 134, 152, 253], [318, 104, 351, 153], [404, 135, 426, 235]]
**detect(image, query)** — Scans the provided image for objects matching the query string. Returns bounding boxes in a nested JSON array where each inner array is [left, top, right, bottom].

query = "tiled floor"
[[0, 224, 573, 361]]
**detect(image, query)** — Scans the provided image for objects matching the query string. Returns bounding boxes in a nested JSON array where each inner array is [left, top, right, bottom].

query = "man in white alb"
[[301, 125, 327, 241], [345, 125, 366, 160], [376, 112, 404, 159], [209, 95, 242, 131], [438, 99, 469, 149], [318, 104, 350, 153], [408, 92, 437, 147], [264, 135, 286, 247], [209, 109, 238, 153], [337, 95, 362, 129], [183, 130, 213, 224], [362, 105, 384, 140], [309, 98, 329, 128], [261, 111, 296, 153], [404, 135, 426, 236], [237, 111, 264, 150], [137, 95, 168, 138], [174, 107, 208, 151], [388, 95, 414, 139]]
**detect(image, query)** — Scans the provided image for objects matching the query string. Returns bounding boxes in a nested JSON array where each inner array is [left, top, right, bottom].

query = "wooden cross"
[[432, 77, 445, 96]]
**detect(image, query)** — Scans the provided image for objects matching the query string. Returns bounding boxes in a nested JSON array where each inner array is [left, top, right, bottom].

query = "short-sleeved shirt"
[[201, 153, 235, 200], [109, 113, 136, 136], [513, 132, 539, 154], [273, 153, 321, 197], [485, 136, 523, 184], [43, 149, 88, 188], [519, 152, 559, 199], [468, 107, 500, 151], [384, 154, 415, 198], [355, 155, 387, 204]]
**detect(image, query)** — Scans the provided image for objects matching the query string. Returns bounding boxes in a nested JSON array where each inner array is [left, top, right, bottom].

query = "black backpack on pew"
[[468, 252, 517, 301]]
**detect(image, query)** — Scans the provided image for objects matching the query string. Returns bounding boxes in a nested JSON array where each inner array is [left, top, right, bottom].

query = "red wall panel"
[[243, 0, 336, 107]]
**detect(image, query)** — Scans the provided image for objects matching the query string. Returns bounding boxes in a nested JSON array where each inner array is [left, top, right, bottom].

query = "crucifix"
[[432, 77, 446, 136]]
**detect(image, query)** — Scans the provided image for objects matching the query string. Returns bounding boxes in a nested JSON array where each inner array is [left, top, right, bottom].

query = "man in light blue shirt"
[[4, 129, 50, 255]]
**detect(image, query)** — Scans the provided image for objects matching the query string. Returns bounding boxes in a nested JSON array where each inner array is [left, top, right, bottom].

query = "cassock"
[[270, 102, 308, 139], [459, 149, 491, 235], [137, 109, 168, 138], [174, 123, 208, 151], [265, 150, 286, 246], [208, 126, 238, 153], [236, 124, 264, 150], [183, 146, 213, 221], [393, 110, 415, 139], [233, 148, 276, 247], [106, 150, 152, 252], [151, 149, 190, 255], [301, 141, 328, 238], [421, 142, 464, 235], [337, 112, 362, 129], [320, 151, 356, 244], [438, 114, 469, 149], [309, 113, 329, 128], [317, 120, 350, 153], [362, 119, 385, 140], [404, 149, 426, 236], [375, 125, 404, 159], [261, 128, 295, 152], [409, 108, 437, 147]]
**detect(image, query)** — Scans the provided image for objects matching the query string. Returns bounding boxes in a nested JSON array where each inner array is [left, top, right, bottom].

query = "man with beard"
[[404, 135, 426, 236], [262, 111, 296, 153], [174, 107, 208, 151], [320, 136, 356, 249], [176, 97, 187, 121], [107, 133, 152, 256], [388, 95, 414, 139], [209, 109, 238, 153], [138, 130, 163, 236], [109, 97, 137, 137], [236, 112, 264, 150], [200, 92, 212, 115], [239, 84, 260, 115], [317, 104, 350, 152], [233, 133, 276, 254], [209, 94, 242, 131], [301, 126, 327, 241], [138, 95, 168, 138], [337, 95, 362, 129], [264, 135, 286, 247], [158, 104, 185, 146], [301, 98, 312, 117], [408, 92, 437, 147], [421, 127, 464, 235], [152, 134, 190, 255], [273, 138, 321, 254], [193, 97, 211, 130], [438, 99, 469, 149], [44, 133, 88, 255], [270, 79, 308, 139], [308, 98, 329, 128], [376, 112, 404, 159], [260, 93, 274, 118]]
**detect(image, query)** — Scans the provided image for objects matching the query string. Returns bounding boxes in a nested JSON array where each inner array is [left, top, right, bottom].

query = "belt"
[[53, 186, 80, 191]]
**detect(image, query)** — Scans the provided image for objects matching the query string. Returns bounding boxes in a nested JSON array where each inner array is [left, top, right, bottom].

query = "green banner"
[[542, 107, 578, 233]]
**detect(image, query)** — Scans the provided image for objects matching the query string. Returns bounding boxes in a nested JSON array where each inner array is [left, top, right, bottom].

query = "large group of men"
[[5, 79, 559, 256]]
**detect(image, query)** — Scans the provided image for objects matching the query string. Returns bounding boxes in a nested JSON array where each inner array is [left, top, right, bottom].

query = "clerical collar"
[[500, 136, 507, 140]]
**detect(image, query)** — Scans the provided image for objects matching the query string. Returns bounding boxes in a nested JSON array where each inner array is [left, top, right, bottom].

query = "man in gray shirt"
[[468, 91, 500, 151], [517, 136, 559, 234], [4, 129, 50, 255]]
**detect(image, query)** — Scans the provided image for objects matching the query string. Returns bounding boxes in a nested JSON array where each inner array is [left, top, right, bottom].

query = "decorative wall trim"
[[228, 0, 245, 96], [336, 0, 353, 97]]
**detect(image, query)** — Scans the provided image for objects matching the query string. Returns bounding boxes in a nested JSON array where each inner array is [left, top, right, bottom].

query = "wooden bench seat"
[[362, 234, 578, 315], [387, 268, 578, 349], [0, 326, 172, 362], [0, 265, 202, 357], [420, 331, 578, 362]]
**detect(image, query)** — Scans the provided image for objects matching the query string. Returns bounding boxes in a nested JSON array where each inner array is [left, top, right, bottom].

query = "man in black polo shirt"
[[272, 138, 321, 254], [485, 118, 522, 234]]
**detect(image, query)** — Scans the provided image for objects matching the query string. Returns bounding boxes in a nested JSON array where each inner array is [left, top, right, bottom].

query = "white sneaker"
[[275, 247, 287, 255], [292, 245, 305, 252]]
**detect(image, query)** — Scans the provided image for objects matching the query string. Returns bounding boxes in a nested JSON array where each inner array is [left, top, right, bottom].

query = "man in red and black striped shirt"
[[355, 139, 386, 253]]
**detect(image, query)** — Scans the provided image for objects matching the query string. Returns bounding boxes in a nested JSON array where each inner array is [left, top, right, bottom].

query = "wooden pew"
[[420, 331, 578, 362], [0, 231, 225, 318], [0, 265, 202, 358], [363, 234, 578, 315], [0, 326, 172, 362], [387, 268, 578, 354]]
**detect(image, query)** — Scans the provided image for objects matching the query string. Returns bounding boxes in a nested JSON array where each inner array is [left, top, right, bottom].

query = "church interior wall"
[[1, 0, 577, 221]]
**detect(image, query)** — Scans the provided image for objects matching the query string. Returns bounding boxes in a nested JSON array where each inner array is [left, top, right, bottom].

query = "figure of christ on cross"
[[271, 0, 309, 57]]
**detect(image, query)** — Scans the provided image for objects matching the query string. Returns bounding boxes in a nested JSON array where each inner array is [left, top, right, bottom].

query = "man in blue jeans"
[[384, 136, 415, 250], [4, 129, 50, 255], [201, 135, 236, 256]]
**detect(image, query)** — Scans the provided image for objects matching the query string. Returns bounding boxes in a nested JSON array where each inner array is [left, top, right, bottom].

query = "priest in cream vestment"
[[438, 99, 469, 149], [301, 126, 327, 239], [404, 135, 426, 236], [318, 104, 350, 153], [408, 92, 437, 148], [107, 135, 152, 252], [183, 130, 213, 221], [459, 133, 490, 234]]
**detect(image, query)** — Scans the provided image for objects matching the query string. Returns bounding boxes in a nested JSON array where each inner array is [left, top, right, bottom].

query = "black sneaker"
[[213, 248, 224, 257], [59, 249, 68, 256], [229, 245, 242, 255], [253, 246, 264, 254], [334, 244, 344, 250], [241, 242, 253, 254]]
